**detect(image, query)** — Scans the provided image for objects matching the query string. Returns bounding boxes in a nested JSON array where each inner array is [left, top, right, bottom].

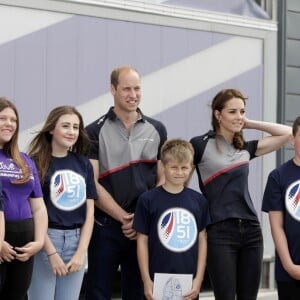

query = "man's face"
[[111, 69, 141, 113]]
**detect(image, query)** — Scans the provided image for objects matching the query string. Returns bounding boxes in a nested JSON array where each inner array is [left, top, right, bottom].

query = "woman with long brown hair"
[[190, 89, 292, 300]]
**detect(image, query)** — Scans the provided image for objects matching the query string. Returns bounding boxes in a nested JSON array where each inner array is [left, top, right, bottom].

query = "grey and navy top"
[[86, 106, 167, 213], [190, 130, 258, 224]]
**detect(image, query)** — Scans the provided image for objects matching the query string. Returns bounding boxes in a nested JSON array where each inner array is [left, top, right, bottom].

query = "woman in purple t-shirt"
[[0, 97, 48, 300], [0, 181, 3, 251]]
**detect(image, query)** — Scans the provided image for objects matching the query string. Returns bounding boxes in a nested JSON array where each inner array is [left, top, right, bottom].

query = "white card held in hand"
[[153, 273, 193, 299]]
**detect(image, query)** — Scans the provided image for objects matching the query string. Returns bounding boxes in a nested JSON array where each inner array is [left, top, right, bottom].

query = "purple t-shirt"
[[0, 150, 43, 221], [0, 179, 3, 211]]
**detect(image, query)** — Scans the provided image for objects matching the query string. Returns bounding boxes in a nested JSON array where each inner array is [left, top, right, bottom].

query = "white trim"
[[0, 6, 71, 44], [0, 0, 277, 34]]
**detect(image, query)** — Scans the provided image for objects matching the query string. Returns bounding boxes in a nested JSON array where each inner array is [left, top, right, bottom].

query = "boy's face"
[[291, 128, 300, 159], [162, 160, 192, 187]]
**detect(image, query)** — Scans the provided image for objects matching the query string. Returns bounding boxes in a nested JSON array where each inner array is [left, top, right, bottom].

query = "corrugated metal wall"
[[278, 0, 300, 162]]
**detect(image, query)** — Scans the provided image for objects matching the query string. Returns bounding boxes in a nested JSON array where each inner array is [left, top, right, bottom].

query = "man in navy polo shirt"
[[85, 65, 167, 300]]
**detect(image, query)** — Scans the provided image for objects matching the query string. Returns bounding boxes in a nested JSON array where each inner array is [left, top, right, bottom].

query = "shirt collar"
[[107, 106, 145, 123]]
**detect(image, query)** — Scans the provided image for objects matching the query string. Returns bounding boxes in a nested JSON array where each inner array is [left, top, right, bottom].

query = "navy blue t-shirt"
[[43, 152, 97, 228], [133, 186, 211, 280], [262, 159, 300, 282]]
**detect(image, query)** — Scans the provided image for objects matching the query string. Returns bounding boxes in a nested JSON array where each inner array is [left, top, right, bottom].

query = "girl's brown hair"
[[0, 97, 31, 184], [28, 106, 90, 184]]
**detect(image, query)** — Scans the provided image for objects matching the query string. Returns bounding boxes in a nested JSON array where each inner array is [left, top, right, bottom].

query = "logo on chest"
[[157, 208, 197, 252], [50, 170, 86, 211], [286, 180, 300, 221]]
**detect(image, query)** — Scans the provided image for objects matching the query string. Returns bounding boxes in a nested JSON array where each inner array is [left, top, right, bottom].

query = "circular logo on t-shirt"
[[157, 208, 197, 252], [286, 180, 300, 221], [50, 170, 86, 211]]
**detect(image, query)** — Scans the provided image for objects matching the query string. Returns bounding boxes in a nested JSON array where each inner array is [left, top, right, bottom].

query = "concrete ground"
[[198, 289, 277, 300], [111, 289, 277, 300]]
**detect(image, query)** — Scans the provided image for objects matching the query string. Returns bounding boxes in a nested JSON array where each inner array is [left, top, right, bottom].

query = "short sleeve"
[[245, 140, 259, 160], [86, 159, 98, 200], [262, 169, 284, 212], [133, 192, 151, 235]]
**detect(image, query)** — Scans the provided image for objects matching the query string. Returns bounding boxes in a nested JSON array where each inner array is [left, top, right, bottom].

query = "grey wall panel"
[[14, 31, 47, 129], [279, 0, 300, 165], [155, 65, 263, 140], [133, 23, 162, 76], [286, 40, 300, 66], [287, 11, 300, 39], [77, 16, 108, 104], [0, 43, 15, 98], [106, 20, 138, 70], [1, 14, 231, 130], [286, 67, 300, 94], [287, 0, 300, 11], [285, 95, 300, 122], [46, 17, 78, 108]]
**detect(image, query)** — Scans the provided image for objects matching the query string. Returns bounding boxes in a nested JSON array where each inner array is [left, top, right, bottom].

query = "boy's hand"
[[122, 213, 137, 240], [183, 279, 201, 300], [143, 279, 154, 300]]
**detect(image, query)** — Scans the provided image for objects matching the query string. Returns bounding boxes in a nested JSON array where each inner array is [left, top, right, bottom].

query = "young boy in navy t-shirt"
[[262, 116, 300, 300], [133, 139, 211, 300]]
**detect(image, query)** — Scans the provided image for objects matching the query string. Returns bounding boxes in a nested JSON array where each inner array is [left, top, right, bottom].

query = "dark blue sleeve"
[[85, 119, 102, 160], [262, 169, 284, 212], [133, 192, 151, 235], [245, 140, 259, 160], [86, 159, 98, 200], [147, 118, 168, 160], [157, 123, 168, 160], [198, 195, 211, 231], [190, 131, 212, 165]]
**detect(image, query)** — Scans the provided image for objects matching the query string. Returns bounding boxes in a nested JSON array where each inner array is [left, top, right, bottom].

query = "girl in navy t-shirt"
[[27, 106, 97, 300]]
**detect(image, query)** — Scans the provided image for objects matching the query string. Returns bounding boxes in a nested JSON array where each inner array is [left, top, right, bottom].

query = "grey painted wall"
[[278, 0, 300, 162]]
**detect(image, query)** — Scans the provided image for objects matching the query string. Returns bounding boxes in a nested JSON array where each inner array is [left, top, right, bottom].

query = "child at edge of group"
[[27, 106, 97, 300], [133, 139, 211, 300], [0, 180, 4, 252], [262, 116, 300, 300], [0, 97, 48, 300]]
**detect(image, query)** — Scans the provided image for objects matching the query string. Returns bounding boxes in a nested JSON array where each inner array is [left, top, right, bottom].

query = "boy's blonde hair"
[[160, 139, 194, 165]]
